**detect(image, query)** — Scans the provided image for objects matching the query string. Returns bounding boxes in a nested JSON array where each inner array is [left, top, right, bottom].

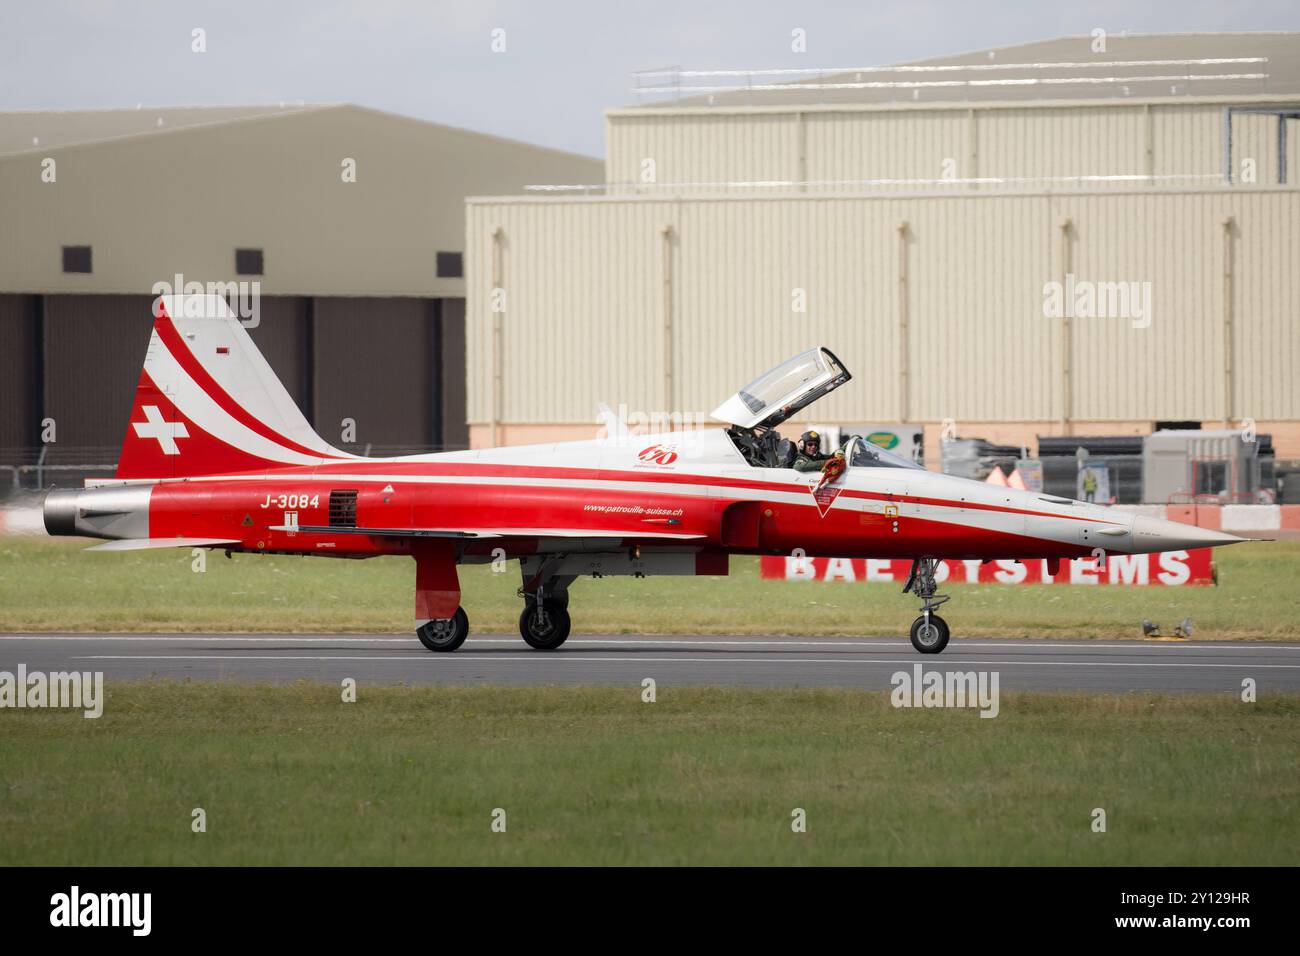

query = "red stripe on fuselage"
[[149, 473, 1099, 561], [293, 460, 1121, 525]]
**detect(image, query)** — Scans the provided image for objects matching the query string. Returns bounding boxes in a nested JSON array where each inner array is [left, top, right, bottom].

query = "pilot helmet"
[[799, 430, 821, 454]]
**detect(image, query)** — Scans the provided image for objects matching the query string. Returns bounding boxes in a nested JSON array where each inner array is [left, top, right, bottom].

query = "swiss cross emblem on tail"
[[806, 452, 847, 517], [132, 405, 189, 455], [113, 295, 358, 481]]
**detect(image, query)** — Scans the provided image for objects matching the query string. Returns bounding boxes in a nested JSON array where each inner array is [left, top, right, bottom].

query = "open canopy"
[[709, 347, 851, 430]]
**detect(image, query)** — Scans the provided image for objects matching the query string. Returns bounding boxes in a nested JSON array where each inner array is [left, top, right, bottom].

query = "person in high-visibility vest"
[[1082, 467, 1098, 503]]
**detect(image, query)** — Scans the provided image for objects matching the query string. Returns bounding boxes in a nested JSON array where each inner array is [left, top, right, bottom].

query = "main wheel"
[[909, 614, 950, 654], [519, 601, 571, 650], [417, 606, 469, 652]]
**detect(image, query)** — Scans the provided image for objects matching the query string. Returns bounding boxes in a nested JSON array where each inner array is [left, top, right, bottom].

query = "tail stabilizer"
[[115, 295, 356, 479]]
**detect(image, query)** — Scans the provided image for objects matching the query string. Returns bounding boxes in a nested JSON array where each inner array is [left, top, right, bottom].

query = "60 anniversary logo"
[[638, 444, 679, 465]]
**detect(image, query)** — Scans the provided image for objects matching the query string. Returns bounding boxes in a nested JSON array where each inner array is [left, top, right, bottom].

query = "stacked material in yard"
[[940, 438, 1023, 482]]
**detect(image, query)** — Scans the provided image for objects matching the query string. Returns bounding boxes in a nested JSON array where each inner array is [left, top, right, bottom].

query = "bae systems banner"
[[759, 549, 1215, 586]]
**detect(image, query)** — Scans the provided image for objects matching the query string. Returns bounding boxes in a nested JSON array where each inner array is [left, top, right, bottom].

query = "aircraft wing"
[[271, 524, 705, 540], [86, 537, 242, 551]]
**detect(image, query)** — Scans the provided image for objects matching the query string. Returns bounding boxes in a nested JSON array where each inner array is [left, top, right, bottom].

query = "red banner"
[[759, 550, 1214, 586]]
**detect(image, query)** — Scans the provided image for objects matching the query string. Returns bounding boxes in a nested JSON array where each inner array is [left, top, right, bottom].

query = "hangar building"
[[465, 33, 1300, 468], [0, 104, 602, 486]]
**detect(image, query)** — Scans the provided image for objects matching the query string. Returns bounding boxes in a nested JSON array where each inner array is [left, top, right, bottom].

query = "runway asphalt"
[[1, 632, 1298, 693]]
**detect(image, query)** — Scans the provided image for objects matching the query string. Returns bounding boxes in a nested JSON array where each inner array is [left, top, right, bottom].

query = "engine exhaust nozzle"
[[42, 488, 81, 537]]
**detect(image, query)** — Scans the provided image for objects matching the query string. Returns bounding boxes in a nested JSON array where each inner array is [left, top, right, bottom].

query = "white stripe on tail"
[[116, 295, 358, 479]]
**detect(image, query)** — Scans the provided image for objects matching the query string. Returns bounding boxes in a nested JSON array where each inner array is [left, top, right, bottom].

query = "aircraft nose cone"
[[1131, 515, 1247, 551]]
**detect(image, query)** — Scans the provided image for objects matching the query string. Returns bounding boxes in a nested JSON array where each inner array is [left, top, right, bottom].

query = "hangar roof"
[[626, 32, 1300, 111], [0, 104, 323, 155], [0, 104, 602, 297], [0, 103, 597, 164]]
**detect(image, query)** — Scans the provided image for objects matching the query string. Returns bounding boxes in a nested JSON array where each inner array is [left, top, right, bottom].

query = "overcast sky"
[[2, 0, 1297, 159]]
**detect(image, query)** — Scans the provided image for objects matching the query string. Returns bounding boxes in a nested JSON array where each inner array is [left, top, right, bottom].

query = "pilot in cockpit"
[[792, 430, 831, 472]]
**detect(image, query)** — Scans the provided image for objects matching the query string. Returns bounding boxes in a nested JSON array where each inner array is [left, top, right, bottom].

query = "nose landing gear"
[[903, 557, 950, 654]]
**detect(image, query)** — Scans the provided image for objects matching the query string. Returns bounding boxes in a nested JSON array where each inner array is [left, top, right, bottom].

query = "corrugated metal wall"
[[1150, 105, 1221, 180], [1230, 190, 1300, 419], [1232, 112, 1290, 186], [466, 188, 1300, 427], [2, 293, 460, 457], [42, 295, 155, 448], [606, 102, 1297, 188], [439, 297, 469, 450], [467, 202, 670, 424], [1048, 190, 1295, 423], [246, 297, 311, 416], [7, 294, 314, 456], [313, 297, 441, 448], [976, 107, 1146, 181], [0, 294, 38, 449], [804, 110, 970, 185], [605, 113, 796, 186]]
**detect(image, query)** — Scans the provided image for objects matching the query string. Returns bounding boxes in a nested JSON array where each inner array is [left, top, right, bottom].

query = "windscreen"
[[849, 435, 922, 470]]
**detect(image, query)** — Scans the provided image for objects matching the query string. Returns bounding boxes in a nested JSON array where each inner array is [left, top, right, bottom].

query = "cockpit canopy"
[[710, 347, 851, 430]]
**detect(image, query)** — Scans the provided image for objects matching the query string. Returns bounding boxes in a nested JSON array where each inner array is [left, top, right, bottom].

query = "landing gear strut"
[[413, 541, 467, 652], [517, 559, 575, 650], [903, 557, 950, 654], [519, 592, 571, 650]]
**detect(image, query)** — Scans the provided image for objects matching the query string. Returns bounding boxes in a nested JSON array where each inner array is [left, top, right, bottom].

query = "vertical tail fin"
[[115, 295, 354, 479]]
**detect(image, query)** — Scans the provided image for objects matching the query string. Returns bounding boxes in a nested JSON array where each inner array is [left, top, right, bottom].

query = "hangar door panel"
[[313, 297, 439, 450]]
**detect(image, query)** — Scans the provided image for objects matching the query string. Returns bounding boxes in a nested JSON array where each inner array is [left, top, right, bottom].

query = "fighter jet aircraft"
[[43, 296, 1245, 654]]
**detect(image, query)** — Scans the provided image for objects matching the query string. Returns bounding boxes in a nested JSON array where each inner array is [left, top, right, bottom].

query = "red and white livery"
[[44, 296, 1245, 653]]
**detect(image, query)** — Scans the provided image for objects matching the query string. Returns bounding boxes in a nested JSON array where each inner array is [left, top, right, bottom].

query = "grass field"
[[1, 535, 1298, 640], [2, 682, 1296, 865]]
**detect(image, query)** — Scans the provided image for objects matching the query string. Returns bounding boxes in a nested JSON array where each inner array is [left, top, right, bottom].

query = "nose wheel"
[[909, 614, 950, 654], [903, 558, 951, 654]]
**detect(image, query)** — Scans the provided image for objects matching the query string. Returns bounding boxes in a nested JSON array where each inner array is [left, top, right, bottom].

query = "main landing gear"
[[903, 557, 950, 654], [412, 541, 468, 652], [518, 561, 575, 650], [410, 548, 579, 654], [519, 592, 571, 650], [417, 607, 469, 652], [413, 588, 575, 653]]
